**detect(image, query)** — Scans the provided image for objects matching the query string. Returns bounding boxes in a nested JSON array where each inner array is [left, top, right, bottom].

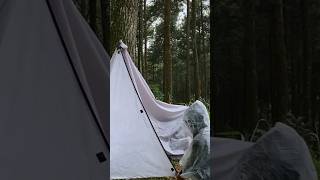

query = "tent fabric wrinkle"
[[110, 49, 176, 179], [46, 0, 109, 144], [111, 42, 199, 179], [0, 0, 109, 179], [115, 43, 193, 155], [212, 123, 318, 180]]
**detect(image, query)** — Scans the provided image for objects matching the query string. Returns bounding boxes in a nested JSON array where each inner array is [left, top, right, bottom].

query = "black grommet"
[[140, 110, 143, 113], [96, 152, 106, 163], [171, 168, 174, 171]]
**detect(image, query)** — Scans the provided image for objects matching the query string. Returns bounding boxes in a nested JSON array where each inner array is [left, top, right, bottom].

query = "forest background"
[[72, 0, 319, 177], [213, 0, 320, 176], [72, 0, 210, 107]]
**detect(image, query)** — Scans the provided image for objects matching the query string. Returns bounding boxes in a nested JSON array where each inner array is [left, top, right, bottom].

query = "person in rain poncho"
[[178, 101, 210, 180]]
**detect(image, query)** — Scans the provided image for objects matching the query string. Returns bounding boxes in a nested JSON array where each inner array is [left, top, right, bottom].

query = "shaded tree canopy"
[[74, 0, 210, 107], [213, 0, 320, 160]]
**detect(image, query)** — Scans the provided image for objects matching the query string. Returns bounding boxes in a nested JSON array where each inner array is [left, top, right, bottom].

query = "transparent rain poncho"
[[179, 101, 210, 180], [231, 123, 318, 180]]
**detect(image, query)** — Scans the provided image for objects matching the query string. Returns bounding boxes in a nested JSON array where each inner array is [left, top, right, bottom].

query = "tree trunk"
[[143, 0, 148, 79], [242, 0, 257, 132], [101, 0, 111, 54], [191, 0, 201, 99], [111, 0, 138, 57], [200, 0, 207, 100], [89, 0, 97, 33], [163, 0, 172, 103], [269, 0, 289, 123], [80, 0, 87, 19], [185, 0, 191, 101], [137, 0, 144, 71], [301, 0, 313, 123], [210, 0, 214, 132]]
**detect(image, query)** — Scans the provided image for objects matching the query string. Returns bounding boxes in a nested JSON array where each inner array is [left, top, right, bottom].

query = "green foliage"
[[215, 131, 245, 140], [149, 83, 165, 101], [248, 113, 320, 149], [315, 160, 320, 179], [312, 153, 320, 179], [146, 0, 211, 104]]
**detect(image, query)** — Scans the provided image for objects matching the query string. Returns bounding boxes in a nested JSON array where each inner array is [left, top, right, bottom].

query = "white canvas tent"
[[110, 42, 193, 179]]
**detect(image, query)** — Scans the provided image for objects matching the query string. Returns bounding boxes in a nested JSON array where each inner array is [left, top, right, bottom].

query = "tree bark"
[[200, 0, 207, 100], [137, 0, 144, 71], [80, 0, 87, 19], [242, 0, 257, 132], [143, 0, 148, 79], [269, 0, 289, 123], [89, 0, 97, 33], [191, 0, 201, 99], [100, 0, 111, 54], [210, 0, 214, 133], [301, 0, 313, 123], [185, 0, 191, 101], [111, 0, 138, 57], [163, 0, 172, 103]]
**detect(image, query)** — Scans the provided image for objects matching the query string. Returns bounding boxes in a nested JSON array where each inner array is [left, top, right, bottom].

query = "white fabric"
[[110, 43, 193, 179], [113, 42, 193, 154], [110, 50, 173, 179], [117, 43, 192, 155]]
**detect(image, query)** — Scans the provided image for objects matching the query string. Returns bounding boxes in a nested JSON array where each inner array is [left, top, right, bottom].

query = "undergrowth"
[[313, 156, 320, 179]]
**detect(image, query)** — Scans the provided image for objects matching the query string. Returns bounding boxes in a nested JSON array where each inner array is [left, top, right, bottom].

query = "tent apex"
[[117, 40, 128, 50]]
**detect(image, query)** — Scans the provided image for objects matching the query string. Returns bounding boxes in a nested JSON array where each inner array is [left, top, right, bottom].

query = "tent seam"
[[45, 0, 110, 151]]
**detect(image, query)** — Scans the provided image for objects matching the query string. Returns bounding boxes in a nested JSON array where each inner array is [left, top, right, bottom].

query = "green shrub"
[[314, 158, 320, 179], [149, 83, 164, 101]]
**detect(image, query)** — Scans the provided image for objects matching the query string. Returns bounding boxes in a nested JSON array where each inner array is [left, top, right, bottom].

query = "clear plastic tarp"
[[179, 101, 211, 179]]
